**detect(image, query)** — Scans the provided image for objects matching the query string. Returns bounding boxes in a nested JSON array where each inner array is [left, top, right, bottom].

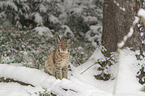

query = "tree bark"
[[102, 0, 142, 57]]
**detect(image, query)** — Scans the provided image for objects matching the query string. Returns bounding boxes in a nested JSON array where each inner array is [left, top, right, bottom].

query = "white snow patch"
[[61, 25, 74, 37], [113, 0, 125, 11], [70, 7, 83, 14], [115, 49, 144, 95], [0, 83, 45, 96], [73, 47, 114, 93], [85, 25, 102, 47], [39, 4, 47, 13], [118, 41, 125, 49], [4, 1, 18, 11], [128, 27, 134, 37], [22, 3, 30, 12], [123, 35, 128, 41], [34, 12, 43, 26], [140, 32, 144, 36], [59, 12, 67, 23], [133, 16, 139, 24], [138, 8, 145, 19], [84, 16, 98, 23], [33, 26, 53, 37], [49, 15, 60, 24]]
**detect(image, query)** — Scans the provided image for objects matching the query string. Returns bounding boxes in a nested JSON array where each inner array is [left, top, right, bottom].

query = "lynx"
[[44, 38, 70, 80]]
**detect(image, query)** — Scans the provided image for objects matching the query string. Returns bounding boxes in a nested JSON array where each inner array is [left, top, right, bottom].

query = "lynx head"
[[57, 38, 70, 53]]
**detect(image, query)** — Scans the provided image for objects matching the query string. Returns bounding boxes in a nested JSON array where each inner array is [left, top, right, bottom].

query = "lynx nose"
[[63, 49, 66, 51]]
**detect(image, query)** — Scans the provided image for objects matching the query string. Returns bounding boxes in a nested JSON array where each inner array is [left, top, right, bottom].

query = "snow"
[[63, 0, 73, 11], [0, 63, 112, 96], [0, 47, 145, 96], [89, 25, 102, 33], [118, 15, 139, 48], [33, 12, 43, 26], [70, 7, 83, 14], [140, 32, 144, 36], [49, 15, 60, 24], [39, 4, 47, 13], [22, 3, 30, 12], [128, 27, 134, 37], [114, 49, 144, 95], [33, 26, 53, 37], [133, 16, 140, 25], [138, 8, 145, 19], [61, 25, 74, 37], [0, 83, 45, 96], [84, 16, 98, 23], [73, 48, 114, 93], [4, 1, 18, 11], [85, 25, 102, 47], [113, 0, 125, 11]]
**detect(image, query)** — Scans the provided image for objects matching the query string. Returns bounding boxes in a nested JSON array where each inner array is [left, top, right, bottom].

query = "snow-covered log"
[[0, 64, 112, 96]]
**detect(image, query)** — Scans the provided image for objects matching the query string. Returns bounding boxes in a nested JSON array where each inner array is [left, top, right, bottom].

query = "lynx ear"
[[58, 36, 61, 42], [67, 39, 71, 43]]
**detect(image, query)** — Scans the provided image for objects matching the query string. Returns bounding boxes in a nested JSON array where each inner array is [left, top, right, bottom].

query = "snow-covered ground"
[[0, 83, 46, 96], [0, 47, 145, 96]]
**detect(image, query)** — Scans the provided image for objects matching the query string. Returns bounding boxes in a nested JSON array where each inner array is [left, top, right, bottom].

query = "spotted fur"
[[44, 38, 70, 80]]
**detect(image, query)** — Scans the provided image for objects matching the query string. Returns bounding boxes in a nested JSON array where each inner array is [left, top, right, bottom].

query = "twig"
[[75, 56, 81, 66], [81, 62, 97, 74]]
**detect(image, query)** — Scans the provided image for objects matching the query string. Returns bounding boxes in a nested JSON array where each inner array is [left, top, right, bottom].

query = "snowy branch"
[[113, 0, 125, 12], [138, 8, 145, 26], [117, 16, 139, 48]]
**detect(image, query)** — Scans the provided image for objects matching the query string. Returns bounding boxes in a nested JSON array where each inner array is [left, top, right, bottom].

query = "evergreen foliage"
[[0, 0, 103, 68]]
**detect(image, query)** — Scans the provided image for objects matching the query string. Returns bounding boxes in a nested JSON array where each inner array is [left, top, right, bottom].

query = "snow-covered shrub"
[[58, 0, 102, 40], [0, 25, 55, 69], [0, 0, 62, 29], [134, 50, 145, 85], [35, 88, 50, 96], [70, 46, 88, 66], [85, 25, 102, 47], [137, 67, 145, 85], [94, 53, 116, 81], [33, 26, 53, 38], [60, 25, 74, 38], [133, 18, 145, 84]]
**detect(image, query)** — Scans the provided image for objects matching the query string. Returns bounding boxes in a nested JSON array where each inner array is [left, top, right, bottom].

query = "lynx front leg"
[[62, 66, 68, 79], [55, 66, 63, 80]]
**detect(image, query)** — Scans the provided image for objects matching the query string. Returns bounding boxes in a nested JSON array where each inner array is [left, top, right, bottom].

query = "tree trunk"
[[102, 0, 142, 57]]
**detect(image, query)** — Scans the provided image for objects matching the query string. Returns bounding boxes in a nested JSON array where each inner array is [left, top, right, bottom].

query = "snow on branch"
[[117, 16, 139, 48], [113, 0, 125, 11], [138, 9, 145, 19], [0, 64, 110, 96], [138, 8, 145, 26]]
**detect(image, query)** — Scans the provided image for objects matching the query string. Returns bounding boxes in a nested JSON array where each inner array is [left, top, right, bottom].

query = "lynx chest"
[[55, 53, 69, 67]]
